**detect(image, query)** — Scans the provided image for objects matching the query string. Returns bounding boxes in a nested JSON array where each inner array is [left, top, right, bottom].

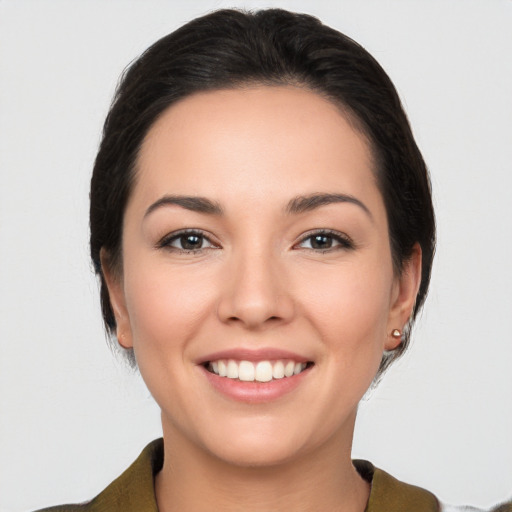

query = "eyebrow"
[[144, 195, 224, 218], [144, 192, 372, 220], [285, 193, 372, 220]]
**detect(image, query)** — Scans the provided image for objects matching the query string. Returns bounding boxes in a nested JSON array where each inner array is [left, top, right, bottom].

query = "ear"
[[385, 243, 422, 351], [100, 248, 133, 349]]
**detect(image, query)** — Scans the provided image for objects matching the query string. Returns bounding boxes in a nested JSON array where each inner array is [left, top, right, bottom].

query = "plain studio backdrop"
[[0, 1, 511, 511]]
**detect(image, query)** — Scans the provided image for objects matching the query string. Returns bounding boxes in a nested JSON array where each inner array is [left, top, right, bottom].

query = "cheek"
[[298, 259, 394, 356], [120, 261, 219, 420], [123, 259, 218, 351]]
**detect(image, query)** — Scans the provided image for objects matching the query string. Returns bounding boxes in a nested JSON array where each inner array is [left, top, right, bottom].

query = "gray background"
[[1, 1, 511, 510]]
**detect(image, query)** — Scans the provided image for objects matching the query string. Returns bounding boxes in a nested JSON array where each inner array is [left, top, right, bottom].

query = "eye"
[[296, 230, 354, 252], [158, 230, 218, 253]]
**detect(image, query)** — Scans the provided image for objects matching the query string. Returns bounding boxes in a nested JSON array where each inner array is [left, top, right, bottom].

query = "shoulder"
[[354, 460, 440, 512], [354, 460, 512, 512], [34, 439, 163, 512]]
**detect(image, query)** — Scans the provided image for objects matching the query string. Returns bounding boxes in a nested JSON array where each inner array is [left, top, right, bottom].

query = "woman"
[[32, 8, 509, 512]]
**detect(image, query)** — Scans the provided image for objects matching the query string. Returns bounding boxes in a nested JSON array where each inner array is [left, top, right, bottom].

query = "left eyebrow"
[[285, 193, 373, 220], [144, 195, 224, 219]]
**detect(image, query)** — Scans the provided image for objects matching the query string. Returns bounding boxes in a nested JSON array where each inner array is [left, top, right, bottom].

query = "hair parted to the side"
[[90, 8, 435, 377]]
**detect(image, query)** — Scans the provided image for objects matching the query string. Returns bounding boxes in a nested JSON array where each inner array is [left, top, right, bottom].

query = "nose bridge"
[[217, 240, 293, 328]]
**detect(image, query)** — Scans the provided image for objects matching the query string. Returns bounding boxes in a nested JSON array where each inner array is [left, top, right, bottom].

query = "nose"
[[216, 246, 295, 330]]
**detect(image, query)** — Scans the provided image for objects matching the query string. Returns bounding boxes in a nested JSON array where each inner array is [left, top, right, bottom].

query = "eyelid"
[[156, 228, 353, 253], [156, 228, 220, 252], [294, 229, 355, 251]]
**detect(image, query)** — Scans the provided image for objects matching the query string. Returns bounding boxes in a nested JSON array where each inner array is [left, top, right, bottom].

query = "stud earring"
[[391, 329, 402, 339]]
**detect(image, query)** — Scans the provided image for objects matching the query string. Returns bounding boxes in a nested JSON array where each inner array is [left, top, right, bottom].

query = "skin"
[[102, 86, 421, 512]]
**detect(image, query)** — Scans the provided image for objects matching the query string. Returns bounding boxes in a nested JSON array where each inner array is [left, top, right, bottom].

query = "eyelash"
[[157, 229, 354, 254], [157, 229, 219, 254], [296, 229, 355, 252]]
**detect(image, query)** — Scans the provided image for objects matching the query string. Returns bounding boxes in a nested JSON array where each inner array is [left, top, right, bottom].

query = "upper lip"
[[197, 348, 312, 365]]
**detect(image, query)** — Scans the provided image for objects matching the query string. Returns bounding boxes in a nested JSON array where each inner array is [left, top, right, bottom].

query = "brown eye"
[[178, 233, 204, 250], [309, 234, 334, 250], [159, 230, 217, 253], [298, 230, 354, 251]]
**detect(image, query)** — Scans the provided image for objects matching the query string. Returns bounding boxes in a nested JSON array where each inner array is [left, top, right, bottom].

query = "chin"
[[196, 415, 326, 469], [210, 436, 305, 468]]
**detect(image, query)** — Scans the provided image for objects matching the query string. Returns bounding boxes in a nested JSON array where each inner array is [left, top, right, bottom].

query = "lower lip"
[[200, 366, 312, 403]]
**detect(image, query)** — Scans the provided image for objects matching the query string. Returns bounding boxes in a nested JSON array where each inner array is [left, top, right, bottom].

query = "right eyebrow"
[[144, 195, 224, 219], [285, 192, 373, 221]]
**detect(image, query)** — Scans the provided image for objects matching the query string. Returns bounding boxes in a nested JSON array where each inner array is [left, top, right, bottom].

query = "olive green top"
[[35, 439, 509, 512]]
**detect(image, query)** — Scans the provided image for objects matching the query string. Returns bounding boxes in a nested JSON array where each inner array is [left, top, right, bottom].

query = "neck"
[[155, 415, 370, 512]]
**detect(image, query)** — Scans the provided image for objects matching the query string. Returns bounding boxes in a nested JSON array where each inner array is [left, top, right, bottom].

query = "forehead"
[[133, 86, 381, 216]]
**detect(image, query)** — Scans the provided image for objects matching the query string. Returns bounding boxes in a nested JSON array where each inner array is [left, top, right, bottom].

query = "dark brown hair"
[[90, 8, 435, 376]]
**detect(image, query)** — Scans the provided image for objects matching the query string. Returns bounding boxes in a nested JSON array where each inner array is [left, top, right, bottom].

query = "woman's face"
[[105, 86, 419, 466]]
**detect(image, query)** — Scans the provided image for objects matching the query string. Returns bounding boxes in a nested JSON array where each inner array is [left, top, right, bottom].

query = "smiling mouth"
[[204, 359, 314, 382]]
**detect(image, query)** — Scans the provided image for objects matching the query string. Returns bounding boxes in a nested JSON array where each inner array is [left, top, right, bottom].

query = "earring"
[[391, 328, 402, 339]]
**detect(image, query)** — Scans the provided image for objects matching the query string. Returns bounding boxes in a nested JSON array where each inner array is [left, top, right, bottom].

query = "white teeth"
[[227, 359, 238, 379], [218, 360, 227, 377], [284, 361, 295, 377], [255, 361, 273, 382], [208, 359, 309, 382], [272, 361, 285, 379], [238, 360, 255, 381]]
